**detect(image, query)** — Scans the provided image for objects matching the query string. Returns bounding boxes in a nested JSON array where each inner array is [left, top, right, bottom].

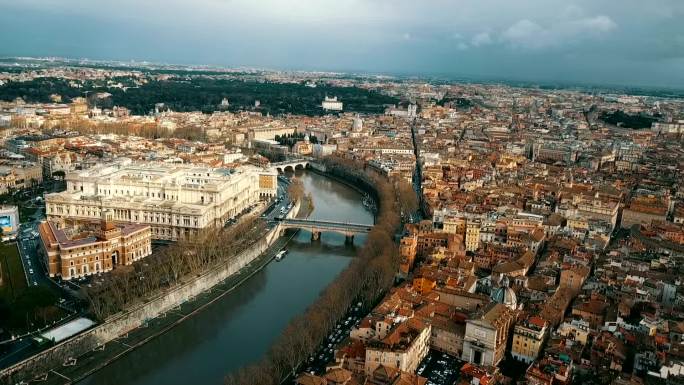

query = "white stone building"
[[462, 303, 516, 367], [364, 318, 431, 375], [45, 159, 277, 240], [322, 96, 343, 111]]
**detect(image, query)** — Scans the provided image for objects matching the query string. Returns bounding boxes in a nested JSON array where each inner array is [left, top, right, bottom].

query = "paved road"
[[263, 176, 293, 223], [16, 207, 68, 295], [15, 199, 50, 287], [297, 304, 365, 377], [0, 210, 80, 371]]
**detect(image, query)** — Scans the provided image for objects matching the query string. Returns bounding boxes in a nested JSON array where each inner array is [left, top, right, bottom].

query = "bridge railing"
[[280, 218, 373, 227], [276, 219, 373, 233]]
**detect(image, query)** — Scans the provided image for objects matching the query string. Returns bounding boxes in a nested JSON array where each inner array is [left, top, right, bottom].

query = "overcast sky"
[[1, 0, 683, 88]]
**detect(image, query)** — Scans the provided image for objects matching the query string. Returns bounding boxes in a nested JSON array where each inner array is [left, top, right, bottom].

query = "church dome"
[[491, 276, 517, 310], [491, 286, 517, 309]]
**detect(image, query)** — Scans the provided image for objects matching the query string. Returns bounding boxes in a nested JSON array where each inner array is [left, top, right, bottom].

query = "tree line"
[[0, 77, 398, 116], [42, 117, 208, 142], [274, 132, 318, 147], [223, 155, 407, 385], [599, 110, 660, 129], [82, 217, 267, 320]]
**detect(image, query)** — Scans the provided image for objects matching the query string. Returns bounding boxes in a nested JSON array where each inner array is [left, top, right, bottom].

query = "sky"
[[1, 0, 683, 88]]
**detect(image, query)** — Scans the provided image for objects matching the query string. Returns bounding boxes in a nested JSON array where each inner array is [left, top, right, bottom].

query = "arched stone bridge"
[[271, 159, 310, 173]]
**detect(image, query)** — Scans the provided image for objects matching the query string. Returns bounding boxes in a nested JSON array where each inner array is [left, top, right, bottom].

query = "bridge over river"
[[271, 159, 311, 173], [73, 170, 374, 385], [276, 218, 373, 242]]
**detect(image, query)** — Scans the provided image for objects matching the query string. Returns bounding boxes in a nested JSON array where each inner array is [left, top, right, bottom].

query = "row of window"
[[69, 255, 101, 266], [65, 238, 149, 259], [50, 204, 204, 227], [68, 263, 102, 277]]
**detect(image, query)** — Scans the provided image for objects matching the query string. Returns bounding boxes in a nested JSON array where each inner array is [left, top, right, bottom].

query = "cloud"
[[471, 32, 492, 47], [0, 0, 681, 87], [575, 15, 617, 33], [501, 15, 617, 50], [501, 20, 545, 48]]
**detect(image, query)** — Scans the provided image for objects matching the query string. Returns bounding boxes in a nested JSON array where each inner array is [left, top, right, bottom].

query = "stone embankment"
[[0, 201, 300, 384]]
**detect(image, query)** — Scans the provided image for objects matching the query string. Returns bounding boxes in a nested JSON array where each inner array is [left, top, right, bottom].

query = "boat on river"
[[275, 249, 287, 261]]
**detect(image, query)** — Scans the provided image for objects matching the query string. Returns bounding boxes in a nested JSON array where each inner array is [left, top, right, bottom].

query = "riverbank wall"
[[1, 202, 300, 384]]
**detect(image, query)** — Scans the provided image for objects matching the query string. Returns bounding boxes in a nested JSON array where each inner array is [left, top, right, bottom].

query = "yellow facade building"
[[511, 316, 548, 363], [465, 220, 481, 252]]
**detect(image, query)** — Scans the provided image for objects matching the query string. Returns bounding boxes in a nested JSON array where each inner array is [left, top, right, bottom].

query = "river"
[[78, 170, 372, 385]]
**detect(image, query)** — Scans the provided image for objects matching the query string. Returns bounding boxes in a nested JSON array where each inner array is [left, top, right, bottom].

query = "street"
[[263, 175, 293, 223]]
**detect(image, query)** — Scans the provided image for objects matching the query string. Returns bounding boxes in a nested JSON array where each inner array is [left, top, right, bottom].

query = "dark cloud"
[[0, 0, 682, 87]]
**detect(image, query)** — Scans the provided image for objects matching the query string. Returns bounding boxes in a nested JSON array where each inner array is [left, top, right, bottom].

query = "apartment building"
[[364, 318, 431, 375], [511, 316, 549, 363]]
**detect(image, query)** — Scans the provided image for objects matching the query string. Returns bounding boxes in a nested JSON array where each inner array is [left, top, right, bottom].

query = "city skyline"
[[1, 0, 683, 88], [1, 3, 684, 385]]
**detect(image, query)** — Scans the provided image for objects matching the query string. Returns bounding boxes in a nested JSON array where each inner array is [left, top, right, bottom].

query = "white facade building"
[[462, 303, 515, 367], [322, 96, 343, 111], [45, 159, 277, 240]]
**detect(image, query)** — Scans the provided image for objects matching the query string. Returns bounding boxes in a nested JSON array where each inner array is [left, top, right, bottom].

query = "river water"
[[78, 171, 372, 385]]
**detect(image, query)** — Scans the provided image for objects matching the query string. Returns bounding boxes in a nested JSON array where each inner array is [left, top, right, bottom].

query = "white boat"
[[275, 250, 287, 261]]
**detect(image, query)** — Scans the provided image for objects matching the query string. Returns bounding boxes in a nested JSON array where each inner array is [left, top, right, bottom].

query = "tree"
[[395, 177, 419, 217], [83, 216, 268, 321], [225, 155, 403, 384], [287, 178, 305, 202]]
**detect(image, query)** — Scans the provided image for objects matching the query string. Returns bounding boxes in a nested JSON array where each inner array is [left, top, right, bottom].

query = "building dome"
[[490, 275, 517, 309], [490, 286, 517, 309]]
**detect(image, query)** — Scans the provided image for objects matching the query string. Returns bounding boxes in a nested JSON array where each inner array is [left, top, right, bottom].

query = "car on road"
[[29, 268, 34, 274]]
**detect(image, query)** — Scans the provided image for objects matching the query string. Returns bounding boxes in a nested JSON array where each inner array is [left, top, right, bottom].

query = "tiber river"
[[79, 170, 372, 385]]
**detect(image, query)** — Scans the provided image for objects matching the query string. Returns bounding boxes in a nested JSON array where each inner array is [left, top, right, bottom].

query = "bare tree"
[[225, 155, 405, 384], [287, 178, 305, 202]]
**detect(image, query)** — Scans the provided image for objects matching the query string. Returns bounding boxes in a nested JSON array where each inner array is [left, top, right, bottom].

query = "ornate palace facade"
[[44, 159, 277, 240]]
